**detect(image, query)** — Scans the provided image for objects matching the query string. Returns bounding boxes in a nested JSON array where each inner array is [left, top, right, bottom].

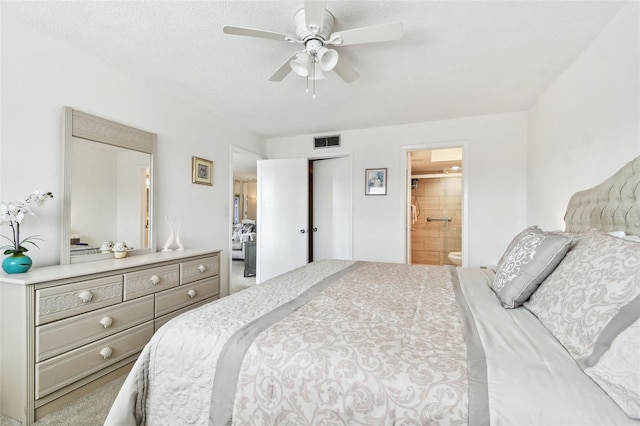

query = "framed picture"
[[192, 156, 213, 185], [365, 168, 387, 195]]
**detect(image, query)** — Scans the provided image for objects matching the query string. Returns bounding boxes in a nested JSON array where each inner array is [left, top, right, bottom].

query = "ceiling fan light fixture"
[[290, 52, 311, 77], [223, 2, 403, 90], [317, 47, 338, 71]]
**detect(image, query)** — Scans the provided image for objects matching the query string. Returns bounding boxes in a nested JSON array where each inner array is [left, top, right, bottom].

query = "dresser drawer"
[[154, 295, 219, 332], [155, 276, 220, 317], [36, 295, 154, 363], [36, 276, 123, 326], [123, 264, 179, 300], [181, 255, 219, 284], [35, 322, 153, 399]]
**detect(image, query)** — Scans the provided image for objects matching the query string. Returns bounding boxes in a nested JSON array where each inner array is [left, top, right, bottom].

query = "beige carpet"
[[230, 259, 256, 294], [0, 374, 125, 426]]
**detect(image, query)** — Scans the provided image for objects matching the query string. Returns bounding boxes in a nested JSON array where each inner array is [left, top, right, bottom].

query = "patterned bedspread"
[[105, 260, 473, 426], [106, 259, 640, 426], [214, 261, 469, 425]]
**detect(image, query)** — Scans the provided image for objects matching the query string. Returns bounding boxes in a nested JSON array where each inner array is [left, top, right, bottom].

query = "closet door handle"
[[313, 228, 318, 232], [300, 229, 306, 234]]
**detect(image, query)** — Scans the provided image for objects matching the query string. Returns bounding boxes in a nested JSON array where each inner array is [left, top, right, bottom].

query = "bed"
[[106, 156, 640, 426]]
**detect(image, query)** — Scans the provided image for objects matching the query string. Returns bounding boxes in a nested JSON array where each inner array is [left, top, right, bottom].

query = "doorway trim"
[[228, 145, 264, 296], [401, 140, 469, 267]]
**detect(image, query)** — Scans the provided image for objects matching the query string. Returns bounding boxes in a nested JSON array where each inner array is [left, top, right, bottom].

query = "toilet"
[[448, 251, 462, 266]]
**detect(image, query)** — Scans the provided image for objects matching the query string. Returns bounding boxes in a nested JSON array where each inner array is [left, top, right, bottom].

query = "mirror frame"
[[61, 107, 157, 264]]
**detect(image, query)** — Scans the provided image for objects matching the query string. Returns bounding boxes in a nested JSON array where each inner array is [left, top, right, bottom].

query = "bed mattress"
[[106, 259, 638, 425]]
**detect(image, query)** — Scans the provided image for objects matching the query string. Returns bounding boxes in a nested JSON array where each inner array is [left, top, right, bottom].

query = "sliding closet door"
[[257, 158, 309, 283]]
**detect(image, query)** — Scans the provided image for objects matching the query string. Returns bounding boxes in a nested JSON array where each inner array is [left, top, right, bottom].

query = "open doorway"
[[407, 147, 464, 266], [229, 148, 261, 294]]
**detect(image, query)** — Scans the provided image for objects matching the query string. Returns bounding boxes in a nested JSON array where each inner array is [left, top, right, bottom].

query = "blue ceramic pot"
[[2, 253, 33, 274]]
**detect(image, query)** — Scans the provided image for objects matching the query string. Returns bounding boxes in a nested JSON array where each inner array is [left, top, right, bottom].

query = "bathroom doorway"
[[408, 148, 463, 266]]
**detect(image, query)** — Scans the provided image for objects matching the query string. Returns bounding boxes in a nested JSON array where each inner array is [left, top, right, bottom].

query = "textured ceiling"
[[3, 1, 625, 138]]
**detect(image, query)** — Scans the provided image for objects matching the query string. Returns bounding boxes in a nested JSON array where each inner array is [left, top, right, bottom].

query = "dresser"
[[0, 249, 221, 425]]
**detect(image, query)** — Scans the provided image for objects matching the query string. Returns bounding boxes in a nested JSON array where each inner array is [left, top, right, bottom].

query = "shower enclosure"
[[409, 165, 462, 265]]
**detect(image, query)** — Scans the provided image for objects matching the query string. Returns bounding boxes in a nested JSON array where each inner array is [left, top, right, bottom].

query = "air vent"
[[313, 135, 340, 149]]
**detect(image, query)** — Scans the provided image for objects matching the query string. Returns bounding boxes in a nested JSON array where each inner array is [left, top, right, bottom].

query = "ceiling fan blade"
[[330, 22, 403, 46], [332, 59, 359, 83], [304, 0, 326, 34], [268, 53, 298, 82], [223, 26, 297, 42]]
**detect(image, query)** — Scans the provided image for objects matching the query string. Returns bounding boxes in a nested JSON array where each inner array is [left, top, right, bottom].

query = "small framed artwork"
[[365, 168, 387, 195], [192, 156, 213, 186]]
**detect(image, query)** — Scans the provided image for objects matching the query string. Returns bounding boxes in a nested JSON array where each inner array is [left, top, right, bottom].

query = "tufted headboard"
[[564, 156, 640, 235]]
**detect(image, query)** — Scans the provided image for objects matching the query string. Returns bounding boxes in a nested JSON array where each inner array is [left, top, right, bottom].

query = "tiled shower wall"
[[410, 176, 462, 265]]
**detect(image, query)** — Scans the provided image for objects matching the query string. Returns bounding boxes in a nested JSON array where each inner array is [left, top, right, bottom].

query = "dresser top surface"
[[0, 249, 221, 286]]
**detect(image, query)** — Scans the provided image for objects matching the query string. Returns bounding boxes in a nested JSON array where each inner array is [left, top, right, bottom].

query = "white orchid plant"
[[0, 190, 53, 255]]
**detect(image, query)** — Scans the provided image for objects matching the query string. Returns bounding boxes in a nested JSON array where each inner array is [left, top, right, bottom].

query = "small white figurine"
[[161, 215, 175, 252], [175, 220, 184, 251]]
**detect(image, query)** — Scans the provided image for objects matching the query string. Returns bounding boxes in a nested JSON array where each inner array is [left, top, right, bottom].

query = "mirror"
[[61, 107, 157, 264]]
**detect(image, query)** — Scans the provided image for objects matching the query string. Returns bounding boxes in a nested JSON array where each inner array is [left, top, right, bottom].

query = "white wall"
[[2, 0, 635, 277], [0, 13, 266, 295], [267, 112, 528, 268], [528, 1, 640, 230], [71, 140, 118, 246], [116, 149, 148, 248]]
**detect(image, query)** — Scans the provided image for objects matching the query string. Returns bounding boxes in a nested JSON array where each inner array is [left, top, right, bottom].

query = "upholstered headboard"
[[564, 156, 640, 235]]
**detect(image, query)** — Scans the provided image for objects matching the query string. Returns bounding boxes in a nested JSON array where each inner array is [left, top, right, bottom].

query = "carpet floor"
[[0, 374, 125, 426], [230, 259, 256, 294]]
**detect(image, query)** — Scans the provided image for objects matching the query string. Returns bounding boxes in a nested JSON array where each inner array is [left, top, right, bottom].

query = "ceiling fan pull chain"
[[312, 62, 316, 99]]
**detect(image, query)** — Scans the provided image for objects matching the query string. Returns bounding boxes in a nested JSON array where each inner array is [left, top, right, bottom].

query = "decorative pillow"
[[491, 226, 573, 308], [524, 231, 640, 418], [241, 219, 256, 234], [231, 223, 243, 242], [525, 231, 640, 358], [584, 318, 640, 419]]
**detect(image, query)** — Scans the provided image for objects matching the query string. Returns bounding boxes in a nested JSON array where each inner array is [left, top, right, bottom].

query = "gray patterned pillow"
[[491, 226, 573, 308], [524, 231, 640, 418], [524, 231, 640, 359], [584, 318, 640, 419]]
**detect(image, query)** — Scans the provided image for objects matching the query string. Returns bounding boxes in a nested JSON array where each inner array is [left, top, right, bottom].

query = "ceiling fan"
[[223, 0, 403, 95]]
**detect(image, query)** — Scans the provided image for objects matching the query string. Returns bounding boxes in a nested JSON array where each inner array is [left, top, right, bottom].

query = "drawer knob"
[[150, 275, 161, 285], [78, 290, 93, 304], [99, 347, 113, 360], [187, 289, 197, 298], [198, 264, 206, 273], [100, 316, 113, 329]]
